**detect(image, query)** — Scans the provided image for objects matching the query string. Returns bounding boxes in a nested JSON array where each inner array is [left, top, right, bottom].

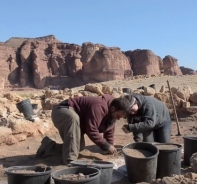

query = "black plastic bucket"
[[16, 99, 34, 119], [52, 166, 100, 184], [137, 86, 145, 90], [70, 160, 114, 184], [32, 104, 38, 110], [5, 166, 52, 184], [149, 84, 156, 89], [183, 136, 197, 166], [122, 88, 132, 94], [155, 143, 182, 178], [122, 142, 159, 183]]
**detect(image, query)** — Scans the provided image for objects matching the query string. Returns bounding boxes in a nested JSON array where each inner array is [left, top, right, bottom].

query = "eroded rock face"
[[81, 43, 132, 81], [66, 44, 82, 77], [0, 35, 189, 89], [125, 49, 161, 76], [180, 66, 197, 75], [163, 55, 182, 75], [0, 45, 18, 85], [19, 38, 82, 88]]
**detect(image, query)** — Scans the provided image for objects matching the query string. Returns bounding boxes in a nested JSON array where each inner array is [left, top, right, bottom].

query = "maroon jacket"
[[68, 94, 115, 150]]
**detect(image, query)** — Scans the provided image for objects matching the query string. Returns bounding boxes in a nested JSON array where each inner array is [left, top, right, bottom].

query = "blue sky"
[[0, 0, 197, 70]]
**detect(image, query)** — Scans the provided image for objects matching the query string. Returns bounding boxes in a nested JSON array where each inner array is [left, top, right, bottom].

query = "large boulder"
[[81, 42, 132, 81], [180, 66, 197, 75], [190, 92, 197, 103], [19, 38, 83, 88], [163, 55, 182, 75], [84, 83, 103, 95], [125, 49, 161, 76], [171, 86, 193, 101], [0, 45, 18, 84]]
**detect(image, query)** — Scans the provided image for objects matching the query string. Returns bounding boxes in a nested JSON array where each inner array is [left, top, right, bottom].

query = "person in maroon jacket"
[[36, 94, 129, 164]]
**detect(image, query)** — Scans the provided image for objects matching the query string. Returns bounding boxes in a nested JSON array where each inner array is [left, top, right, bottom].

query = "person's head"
[[109, 97, 130, 120], [123, 95, 139, 114]]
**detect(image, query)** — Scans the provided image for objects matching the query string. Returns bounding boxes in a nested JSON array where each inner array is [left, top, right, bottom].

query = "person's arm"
[[103, 125, 115, 145], [133, 132, 143, 142], [85, 105, 111, 150], [128, 103, 157, 133]]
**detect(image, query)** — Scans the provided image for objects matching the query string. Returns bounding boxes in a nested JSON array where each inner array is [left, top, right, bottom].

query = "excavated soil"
[[155, 144, 180, 150], [10, 170, 36, 174], [123, 148, 153, 158], [59, 173, 89, 180], [1, 75, 197, 184]]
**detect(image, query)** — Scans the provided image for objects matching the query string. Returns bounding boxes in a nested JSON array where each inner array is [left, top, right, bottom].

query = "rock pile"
[[151, 172, 197, 184], [0, 82, 197, 146], [0, 91, 56, 146]]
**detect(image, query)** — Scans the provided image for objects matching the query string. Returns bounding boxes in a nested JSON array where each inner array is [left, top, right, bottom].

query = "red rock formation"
[[163, 55, 182, 75], [0, 35, 190, 89], [81, 42, 132, 81], [0, 45, 18, 87], [180, 66, 197, 75], [125, 49, 161, 76], [65, 44, 82, 77], [18, 38, 82, 88]]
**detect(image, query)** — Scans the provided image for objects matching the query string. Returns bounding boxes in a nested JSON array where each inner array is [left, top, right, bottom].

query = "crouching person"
[[122, 93, 172, 143], [36, 94, 129, 164]]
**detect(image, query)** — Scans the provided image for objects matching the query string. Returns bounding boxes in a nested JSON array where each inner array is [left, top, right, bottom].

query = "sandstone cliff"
[[0, 35, 185, 89]]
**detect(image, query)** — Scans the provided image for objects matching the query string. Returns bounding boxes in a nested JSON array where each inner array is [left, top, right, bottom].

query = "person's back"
[[133, 94, 170, 128], [123, 93, 171, 143], [68, 95, 114, 133], [36, 94, 128, 164]]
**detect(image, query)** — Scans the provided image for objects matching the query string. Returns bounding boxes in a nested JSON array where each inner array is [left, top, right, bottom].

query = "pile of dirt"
[[155, 144, 179, 150], [59, 173, 89, 180], [123, 148, 153, 158]]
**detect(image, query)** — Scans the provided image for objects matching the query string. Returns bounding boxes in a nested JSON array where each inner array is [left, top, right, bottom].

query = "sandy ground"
[[1, 75, 197, 183]]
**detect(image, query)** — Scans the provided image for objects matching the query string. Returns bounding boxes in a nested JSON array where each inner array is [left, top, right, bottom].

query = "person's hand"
[[107, 145, 117, 155], [122, 124, 130, 133]]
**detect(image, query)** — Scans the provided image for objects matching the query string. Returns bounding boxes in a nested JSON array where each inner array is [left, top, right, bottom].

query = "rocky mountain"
[[180, 66, 197, 75], [0, 35, 196, 89]]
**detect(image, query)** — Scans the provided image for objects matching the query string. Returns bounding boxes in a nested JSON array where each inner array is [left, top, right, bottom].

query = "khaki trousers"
[[45, 105, 84, 164]]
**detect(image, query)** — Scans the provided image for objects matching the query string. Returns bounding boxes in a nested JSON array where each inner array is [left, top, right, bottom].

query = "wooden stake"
[[167, 80, 181, 136]]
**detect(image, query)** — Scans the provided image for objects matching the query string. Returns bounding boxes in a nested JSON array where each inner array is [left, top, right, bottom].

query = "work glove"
[[107, 145, 117, 154]]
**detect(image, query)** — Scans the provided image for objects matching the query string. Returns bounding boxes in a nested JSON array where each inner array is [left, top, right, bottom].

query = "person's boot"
[[36, 136, 52, 158]]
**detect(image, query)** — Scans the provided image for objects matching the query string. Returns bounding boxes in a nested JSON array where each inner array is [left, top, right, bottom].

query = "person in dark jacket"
[[122, 93, 171, 143], [36, 94, 129, 164]]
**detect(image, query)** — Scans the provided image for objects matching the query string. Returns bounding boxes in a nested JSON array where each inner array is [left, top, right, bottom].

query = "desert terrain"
[[0, 75, 197, 184]]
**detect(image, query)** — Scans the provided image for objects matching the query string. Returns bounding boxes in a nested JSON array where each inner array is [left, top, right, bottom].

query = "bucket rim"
[[153, 143, 182, 152], [5, 166, 52, 176], [16, 98, 31, 105], [70, 160, 114, 169], [183, 136, 197, 140], [52, 166, 101, 182], [122, 142, 159, 159]]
